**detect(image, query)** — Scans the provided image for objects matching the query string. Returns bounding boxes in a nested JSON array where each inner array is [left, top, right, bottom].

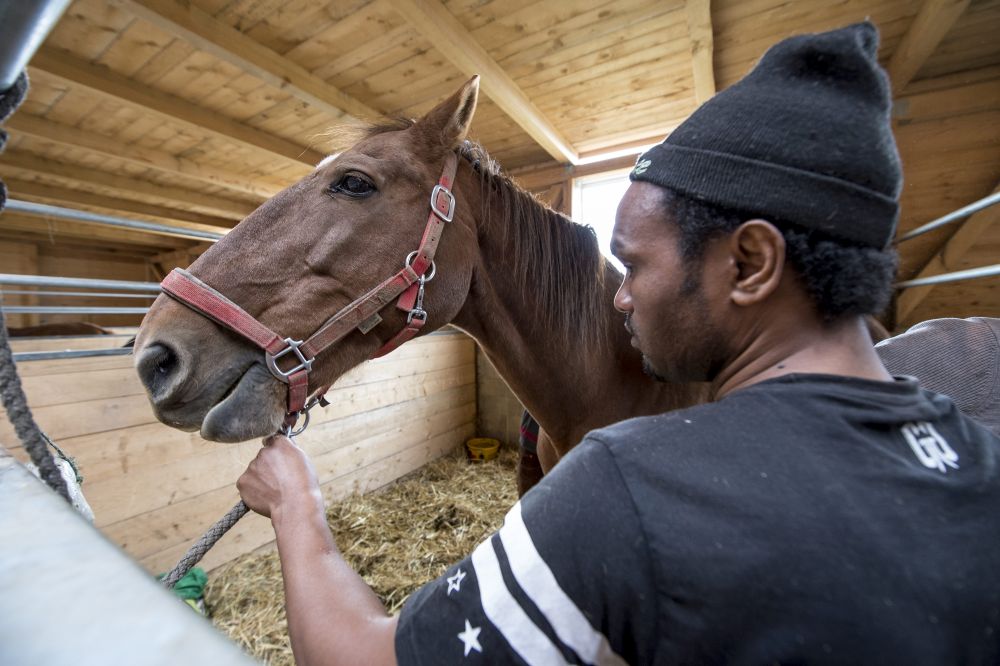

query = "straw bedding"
[[205, 444, 518, 665]]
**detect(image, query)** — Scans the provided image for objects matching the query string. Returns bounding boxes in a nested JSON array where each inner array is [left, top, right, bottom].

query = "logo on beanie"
[[632, 159, 652, 176]]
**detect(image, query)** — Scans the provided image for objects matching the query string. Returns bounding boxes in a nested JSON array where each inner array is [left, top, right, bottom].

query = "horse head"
[[134, 77, 483, 442]]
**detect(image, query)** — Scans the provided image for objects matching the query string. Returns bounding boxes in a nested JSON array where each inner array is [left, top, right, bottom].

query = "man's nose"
[[613, 282, 631, 314]]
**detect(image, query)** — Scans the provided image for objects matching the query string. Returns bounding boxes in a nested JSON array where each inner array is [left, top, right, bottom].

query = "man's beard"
[[627, 314, 669, 382], [641, 355, 669, 382]]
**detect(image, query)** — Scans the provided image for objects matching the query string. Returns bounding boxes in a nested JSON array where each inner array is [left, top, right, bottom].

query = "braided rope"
[[0, 295, 72, 503], [161, 500, 249, 589]]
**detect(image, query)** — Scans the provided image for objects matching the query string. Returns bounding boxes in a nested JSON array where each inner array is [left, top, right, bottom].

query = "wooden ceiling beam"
[[4, 177, 236, 231], [1, 151, 254, 219], [112, 0, 380, 123], [511, 154, 641, 192], [6, 113, 283, 199], [686, 0, 716, 105], [391, 0, 578, 164], [896, 182, 1000, 322], [887, 0, 971, 95], [29, 47, 325, 167]]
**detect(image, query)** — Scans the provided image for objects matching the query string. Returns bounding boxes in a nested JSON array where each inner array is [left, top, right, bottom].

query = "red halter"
[[159, 153, 459, 432]]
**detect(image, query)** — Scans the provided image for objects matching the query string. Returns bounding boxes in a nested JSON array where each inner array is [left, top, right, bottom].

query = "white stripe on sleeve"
[[470, 537, 570, 666], [499, 502, 628, 666]]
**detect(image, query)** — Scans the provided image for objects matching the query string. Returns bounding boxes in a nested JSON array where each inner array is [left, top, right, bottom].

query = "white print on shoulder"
[[457, 619, 482, 657], [901, 422, 959, 473], [447, 569, 466, 595]]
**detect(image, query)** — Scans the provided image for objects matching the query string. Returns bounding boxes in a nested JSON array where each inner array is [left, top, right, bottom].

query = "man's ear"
[[727, 220, 785, 307], [413, 75, 480, 151]]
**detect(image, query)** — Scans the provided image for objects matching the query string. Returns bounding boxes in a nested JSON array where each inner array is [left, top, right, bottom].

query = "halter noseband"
[[159, 153, 460, 434]]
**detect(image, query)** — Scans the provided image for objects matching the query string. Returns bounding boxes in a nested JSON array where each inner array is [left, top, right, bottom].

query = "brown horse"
[[133, 77, 706, 478]]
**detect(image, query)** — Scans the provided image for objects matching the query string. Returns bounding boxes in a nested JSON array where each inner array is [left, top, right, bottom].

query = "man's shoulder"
[[588, 388, 769, 449]]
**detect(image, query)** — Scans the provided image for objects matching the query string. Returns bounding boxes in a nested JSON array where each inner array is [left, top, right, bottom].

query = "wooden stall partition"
[[0, 330, 476, 573], [0, 237, 156, 328], [0, 239, 40, 327], [475, 351, 525, 448]]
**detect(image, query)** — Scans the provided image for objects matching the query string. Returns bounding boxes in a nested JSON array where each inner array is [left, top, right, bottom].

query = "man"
[[237, 23, 1000, 665]]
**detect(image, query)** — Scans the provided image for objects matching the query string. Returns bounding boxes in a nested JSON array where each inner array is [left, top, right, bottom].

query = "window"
[[571, 170, 631, 272]]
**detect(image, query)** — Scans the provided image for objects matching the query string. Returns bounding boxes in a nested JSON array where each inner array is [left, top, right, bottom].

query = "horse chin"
[[200, 363, 285, 442]]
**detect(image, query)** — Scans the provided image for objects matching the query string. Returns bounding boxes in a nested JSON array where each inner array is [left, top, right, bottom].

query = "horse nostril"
[[137, 342, 180, 398]]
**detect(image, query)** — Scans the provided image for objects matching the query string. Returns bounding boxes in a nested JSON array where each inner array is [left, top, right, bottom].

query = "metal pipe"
[[0, 289, 156, 299], [12, 348, 134, 362], [896, 263, 1000, 289], [898, 191, 1000, 242], [2, 306, 150, 315], [0, 0, 71, 90], [0, 274, 161, 292], [4, 200, 226, 242]]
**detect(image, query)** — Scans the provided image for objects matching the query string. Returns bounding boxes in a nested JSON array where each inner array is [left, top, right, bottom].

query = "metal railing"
[[898, 191, 1000, 242], [896, 263, 1000, 289], [4, 200, 226, 242], [895, 191, 1000, 291], [0, 273, 162, 292], [1, 274, 155, 360]]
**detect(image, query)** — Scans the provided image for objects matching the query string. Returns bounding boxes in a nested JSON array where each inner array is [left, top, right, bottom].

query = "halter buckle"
[[266, 337, 314, 381], [431, 184, 455, 222]]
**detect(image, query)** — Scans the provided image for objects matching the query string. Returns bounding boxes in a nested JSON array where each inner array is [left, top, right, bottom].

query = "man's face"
[[611, 182, 729, 384]]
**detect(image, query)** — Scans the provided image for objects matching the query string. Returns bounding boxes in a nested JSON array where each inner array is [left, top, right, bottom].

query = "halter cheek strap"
[[159, 152, 459, 430]]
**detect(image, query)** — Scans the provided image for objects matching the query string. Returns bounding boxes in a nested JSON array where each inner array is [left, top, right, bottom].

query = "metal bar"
[[896, 263, 1000, 289], [898, 191, 1000, 242], [4, 200, 226, 242], [11, 348, 134, 362], [1, 289, 157, 299], [2, 306, 150, 315], [0, 451, 258, 666], [0, 274, 161, 292], [0, 0, 71, 90]]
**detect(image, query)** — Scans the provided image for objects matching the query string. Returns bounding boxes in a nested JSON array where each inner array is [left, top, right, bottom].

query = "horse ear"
[[415, 75, 480, 149]]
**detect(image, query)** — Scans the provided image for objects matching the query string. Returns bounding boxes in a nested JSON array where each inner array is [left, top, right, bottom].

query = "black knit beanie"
[[631, 22, 901, 248]]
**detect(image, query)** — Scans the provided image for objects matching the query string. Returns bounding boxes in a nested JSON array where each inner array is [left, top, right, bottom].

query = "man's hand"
[[238, 435, 399, 665], [237, 435, 323, 521]]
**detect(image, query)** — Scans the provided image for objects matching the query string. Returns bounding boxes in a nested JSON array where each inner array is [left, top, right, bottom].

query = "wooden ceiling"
[[0, 0, 998, 329]]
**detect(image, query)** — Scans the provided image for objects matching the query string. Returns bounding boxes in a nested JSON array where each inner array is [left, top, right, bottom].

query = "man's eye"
[[330, 174, 375, 198]]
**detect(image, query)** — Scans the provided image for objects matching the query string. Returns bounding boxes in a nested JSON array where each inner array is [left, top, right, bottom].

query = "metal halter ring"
[[279, 409, 311, 438], [405, 251, 436, 282]]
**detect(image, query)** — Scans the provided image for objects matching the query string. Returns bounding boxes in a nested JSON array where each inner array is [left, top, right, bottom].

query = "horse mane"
[[456, 140, 618, 352], [330, 120, 620, 352]]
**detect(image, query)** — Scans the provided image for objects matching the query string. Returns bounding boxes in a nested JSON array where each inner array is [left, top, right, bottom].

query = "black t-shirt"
[[396, 375, 1000, 664]]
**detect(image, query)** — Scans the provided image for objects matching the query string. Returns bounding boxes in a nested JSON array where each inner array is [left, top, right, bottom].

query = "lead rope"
[[161, 499, 249, 589], [160, 417, 314, 589], [0, 293, 72, 504]]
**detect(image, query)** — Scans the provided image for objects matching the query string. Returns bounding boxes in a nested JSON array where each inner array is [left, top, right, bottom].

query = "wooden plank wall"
[[0, 240, 40, 327], [0, 330, 476, 573], [0, 238, 155, 328]]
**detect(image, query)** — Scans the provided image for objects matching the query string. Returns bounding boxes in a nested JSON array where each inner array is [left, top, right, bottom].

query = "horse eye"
[[331, 173, 375, 198]]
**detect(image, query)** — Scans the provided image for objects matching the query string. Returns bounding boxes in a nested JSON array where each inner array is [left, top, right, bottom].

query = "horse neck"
[[450, 169, 695, 450]]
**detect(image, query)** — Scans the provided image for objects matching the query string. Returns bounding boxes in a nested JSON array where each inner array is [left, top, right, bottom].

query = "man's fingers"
[[262, 433, 295, 448]]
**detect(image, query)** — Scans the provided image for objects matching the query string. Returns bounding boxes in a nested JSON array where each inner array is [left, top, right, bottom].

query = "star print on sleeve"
[[457, 619, 482, 656], [447, 568, 467, 595]]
